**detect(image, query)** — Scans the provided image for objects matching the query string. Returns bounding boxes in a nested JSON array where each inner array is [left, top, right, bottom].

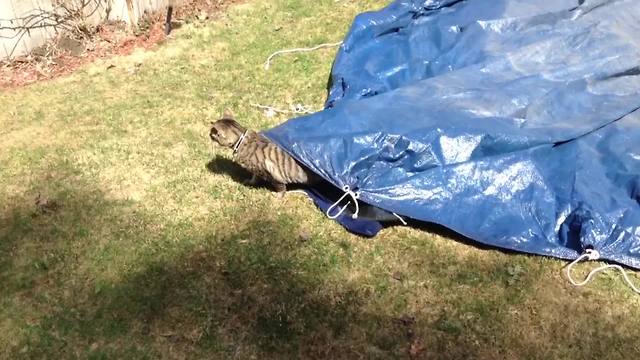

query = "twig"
[[0, 0, 103, 58]]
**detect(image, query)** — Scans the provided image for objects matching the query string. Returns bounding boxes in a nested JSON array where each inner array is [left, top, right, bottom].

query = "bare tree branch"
[[0, 0, 105, 57]]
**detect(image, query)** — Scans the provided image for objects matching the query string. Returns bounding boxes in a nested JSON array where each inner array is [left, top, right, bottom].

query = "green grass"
[[1, 0, 640, 358]]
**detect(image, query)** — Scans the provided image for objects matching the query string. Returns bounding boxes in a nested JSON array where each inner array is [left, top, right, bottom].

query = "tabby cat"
[[209, 114, 319, 193]]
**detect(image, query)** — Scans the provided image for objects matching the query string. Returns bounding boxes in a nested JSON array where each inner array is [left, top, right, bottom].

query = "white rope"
[[250, 103, 316, 117], [264, 41, 343, 70], [326, 185, 360, 220], [286, 189, 314, 202], [392, 212, 408, 225], [286, 189, 309, 196], [566, 249, 640, 294], [232, 129, 248, 156]]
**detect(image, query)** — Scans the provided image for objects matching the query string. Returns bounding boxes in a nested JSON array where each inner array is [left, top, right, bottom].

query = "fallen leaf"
[[409, 339, 426, 359], [391, 271, 405, 282], [393, 315, 415, 327], [298, 230, 311, 242], [35, 193, 60, 214]]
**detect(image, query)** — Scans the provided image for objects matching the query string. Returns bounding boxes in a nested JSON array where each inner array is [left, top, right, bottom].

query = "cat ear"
[[223, 109, 234, 119]]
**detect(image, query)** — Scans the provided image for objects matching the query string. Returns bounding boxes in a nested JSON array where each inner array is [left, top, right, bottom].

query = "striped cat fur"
[[209, 115, 319, 193]]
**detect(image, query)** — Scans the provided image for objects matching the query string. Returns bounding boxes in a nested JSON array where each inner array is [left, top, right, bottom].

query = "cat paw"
[[272, 183, 287, 193]]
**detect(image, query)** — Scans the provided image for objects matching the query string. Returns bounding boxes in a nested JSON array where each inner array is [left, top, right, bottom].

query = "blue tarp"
[[264, 0, 640, 268]]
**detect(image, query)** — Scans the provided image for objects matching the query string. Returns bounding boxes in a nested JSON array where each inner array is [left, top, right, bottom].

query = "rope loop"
[[566, 249, 640, 294], [326, 185, 360, 219]]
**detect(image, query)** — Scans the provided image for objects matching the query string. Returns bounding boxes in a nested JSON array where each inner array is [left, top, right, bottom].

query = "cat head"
[[209, 112, 246, 148]]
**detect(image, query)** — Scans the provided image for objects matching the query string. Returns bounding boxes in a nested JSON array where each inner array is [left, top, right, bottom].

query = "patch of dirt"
[[0, 0, 242, 90]]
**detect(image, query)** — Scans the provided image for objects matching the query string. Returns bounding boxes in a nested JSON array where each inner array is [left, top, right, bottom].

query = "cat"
[[209, 113, 407, 224], [209, 113, 320, 194]]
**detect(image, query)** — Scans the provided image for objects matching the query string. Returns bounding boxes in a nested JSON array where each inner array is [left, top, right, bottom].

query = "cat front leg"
[[272, 182, 286, 197]]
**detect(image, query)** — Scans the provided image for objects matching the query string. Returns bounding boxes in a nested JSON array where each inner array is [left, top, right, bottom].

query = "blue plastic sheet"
[[264, 0, 640, 268]]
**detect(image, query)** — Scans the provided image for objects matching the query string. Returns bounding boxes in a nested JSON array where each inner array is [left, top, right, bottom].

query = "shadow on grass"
[[206, 155, 279, 193], [2, 169, 639, 359], [0, 173, 415, 358], [205, 155, 325, 194], [408, 220, 523, 254], [82, 223, 376, 358], [205, 155, 251, 184]]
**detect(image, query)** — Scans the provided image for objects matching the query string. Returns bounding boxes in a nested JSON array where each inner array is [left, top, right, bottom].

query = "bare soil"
[[0, 0, 241, 90]]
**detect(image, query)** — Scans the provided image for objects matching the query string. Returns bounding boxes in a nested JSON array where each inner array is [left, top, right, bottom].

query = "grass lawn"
[[1, 0, 640, 358]]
